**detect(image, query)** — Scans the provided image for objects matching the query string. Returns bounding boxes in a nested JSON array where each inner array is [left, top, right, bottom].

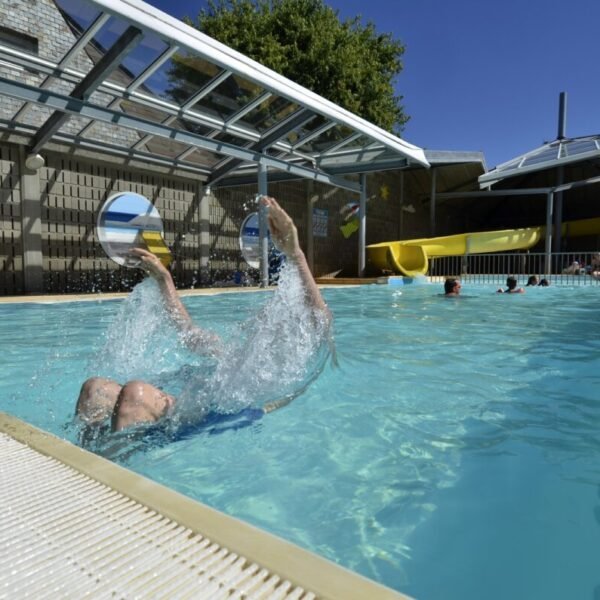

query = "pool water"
[[1, 282, 600, 600]]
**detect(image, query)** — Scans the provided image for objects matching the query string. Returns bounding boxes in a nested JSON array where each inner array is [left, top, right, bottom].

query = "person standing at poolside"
[[497, 276, 524, 294], [444, 278, 461, 296], [76, 196, 330, 433]]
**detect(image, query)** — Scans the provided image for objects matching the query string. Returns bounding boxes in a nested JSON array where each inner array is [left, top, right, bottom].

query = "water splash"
[[88, 261, 331, 439], [88, 278, 195, 384], [177, 261, 330, 422]]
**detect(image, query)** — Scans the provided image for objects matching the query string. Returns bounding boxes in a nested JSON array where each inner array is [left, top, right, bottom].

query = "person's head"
[[506, 276, 518, 290], [526, 275, 538, 286], [539, 278, 549, 286], [444, 278, 461, 295]]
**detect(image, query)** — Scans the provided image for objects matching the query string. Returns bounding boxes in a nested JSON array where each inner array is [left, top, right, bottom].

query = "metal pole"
[[358, 173, 367, 277], [553, 165, 564, 252], [554, 92, 567, 252], [399, 171, 405, 239], [430, 168, 437, 237], [307, 195, 314, 272], [258, 159, 269, 287], [545, 191, 554, 275], [557, 91, 567, 140]]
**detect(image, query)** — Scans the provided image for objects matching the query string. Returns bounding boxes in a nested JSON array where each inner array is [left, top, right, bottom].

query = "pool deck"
[[0, 413, 410, 599], [0, 281, 369, 304]]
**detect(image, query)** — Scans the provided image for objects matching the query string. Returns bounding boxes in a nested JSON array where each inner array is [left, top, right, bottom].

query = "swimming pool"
[[1, 282, 599, 599]]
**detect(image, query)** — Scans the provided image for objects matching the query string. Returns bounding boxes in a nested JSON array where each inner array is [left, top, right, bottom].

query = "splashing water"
[[178, 261, 330, 421], [88, 262, 331, 440], [89, 278, 194, 383]]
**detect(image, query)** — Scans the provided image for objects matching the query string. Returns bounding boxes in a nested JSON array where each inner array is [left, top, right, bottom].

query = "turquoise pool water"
[[1, 282, 600, 599]]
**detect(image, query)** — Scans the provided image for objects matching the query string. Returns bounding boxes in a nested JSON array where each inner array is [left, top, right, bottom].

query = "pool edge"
[[0, 411, 411, 600]]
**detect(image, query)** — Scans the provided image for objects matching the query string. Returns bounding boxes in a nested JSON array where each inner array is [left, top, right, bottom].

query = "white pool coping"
[[0, 412, 411, 599]]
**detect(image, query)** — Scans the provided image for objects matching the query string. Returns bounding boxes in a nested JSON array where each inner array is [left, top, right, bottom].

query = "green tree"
[[183, 0, 408, 133]]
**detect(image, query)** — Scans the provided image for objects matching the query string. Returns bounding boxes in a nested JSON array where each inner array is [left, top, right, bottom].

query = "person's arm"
[[260, 196, 330, 320], [130, 247, 221, 354]]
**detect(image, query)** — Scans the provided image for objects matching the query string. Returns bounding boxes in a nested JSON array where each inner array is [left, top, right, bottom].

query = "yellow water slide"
[[367, 217, 600, 277]]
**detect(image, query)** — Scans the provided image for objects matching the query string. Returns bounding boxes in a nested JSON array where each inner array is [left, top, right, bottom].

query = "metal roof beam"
[[127, 45, 180, 93], [207, 108, 316, 184], [0, 118, 212, 176], [181, 70, 232, 110], [12, 12, 111, 124], [76, 46, 181, 138], [0, 77, 358, 191], [292, 121, 336, 151], [29, 25, 143, 156], [224, 90, 272, 127], [0, 46, 264, 146], [321, 132, 362, 156], [322, 157, 409, 175]]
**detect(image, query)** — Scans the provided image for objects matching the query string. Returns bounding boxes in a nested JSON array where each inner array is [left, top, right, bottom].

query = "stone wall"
[[0, 0, 140, 147]]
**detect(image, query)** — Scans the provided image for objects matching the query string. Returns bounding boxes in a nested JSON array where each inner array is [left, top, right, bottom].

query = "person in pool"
[[443, 278, 461, 296], [76, 196, 330, 434], [526, 275, 538, 286], [497, 276, 524, 294]]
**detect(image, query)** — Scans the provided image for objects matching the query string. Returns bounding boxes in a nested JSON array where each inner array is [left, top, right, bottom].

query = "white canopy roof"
[[0, 0, 429, 192]]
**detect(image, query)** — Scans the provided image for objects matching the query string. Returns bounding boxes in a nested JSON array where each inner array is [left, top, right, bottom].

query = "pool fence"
[[428, 251, 600, 286]]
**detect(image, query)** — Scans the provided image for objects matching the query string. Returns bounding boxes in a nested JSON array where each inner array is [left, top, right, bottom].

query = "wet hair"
[[539, 278, 549, 286], [444, 278, 459, 294], [526, 275, 538, 286], [506, 276, 518, 290]]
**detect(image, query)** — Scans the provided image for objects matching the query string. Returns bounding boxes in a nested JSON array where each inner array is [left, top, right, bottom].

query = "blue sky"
[[144, 0, 600, 169]]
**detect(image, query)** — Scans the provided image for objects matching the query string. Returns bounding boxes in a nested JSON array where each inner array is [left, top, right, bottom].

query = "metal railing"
[[429, 251, 600, 286]]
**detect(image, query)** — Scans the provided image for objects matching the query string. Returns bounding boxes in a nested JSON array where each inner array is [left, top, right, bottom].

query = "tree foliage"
[[183, 0, 408, 133]]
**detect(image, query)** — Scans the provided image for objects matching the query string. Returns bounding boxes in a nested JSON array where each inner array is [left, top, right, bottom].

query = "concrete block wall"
[[0, 144, 24, 294], [39, 151, 203, 293], [0, 140, 437, 295]]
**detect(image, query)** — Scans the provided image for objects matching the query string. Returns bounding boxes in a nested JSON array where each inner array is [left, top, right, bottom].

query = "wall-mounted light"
[[25, 153, 44, 170]]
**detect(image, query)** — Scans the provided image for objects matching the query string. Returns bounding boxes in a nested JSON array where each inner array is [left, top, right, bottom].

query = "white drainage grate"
[[0, 432, 315, 599]]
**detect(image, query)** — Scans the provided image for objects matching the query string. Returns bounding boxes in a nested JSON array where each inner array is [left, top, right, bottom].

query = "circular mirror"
[[97, 192, 166, 268], [239, 212, 263, 269]]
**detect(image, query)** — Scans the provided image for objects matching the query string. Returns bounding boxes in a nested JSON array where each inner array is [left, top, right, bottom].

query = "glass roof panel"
[[188, 74, 263, 122], [82, 120, 140, 147], [520, 145, 559, 167], [238, 96, 299, 133], [162, 52, 223, 105], [212, 131, 252, 147], [86, 17, 136, 86], [283, 114, 328, 147], [19, 105, 54, 128], [142, 136, 196, 160], [562, 139, 597, 156], [116, 32, 169, 83], [304, 124, 355, 153], [480, 135, 600, 186], [182, 148, 226, 168], [120, 98, 172, 124], [331, 134, 372, 152], [53, 0, 103, 41]]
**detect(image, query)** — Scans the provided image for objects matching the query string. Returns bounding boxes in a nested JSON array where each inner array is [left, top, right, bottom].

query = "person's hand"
[[260, 196, 300, 259], [130, 247, 170, 282]]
